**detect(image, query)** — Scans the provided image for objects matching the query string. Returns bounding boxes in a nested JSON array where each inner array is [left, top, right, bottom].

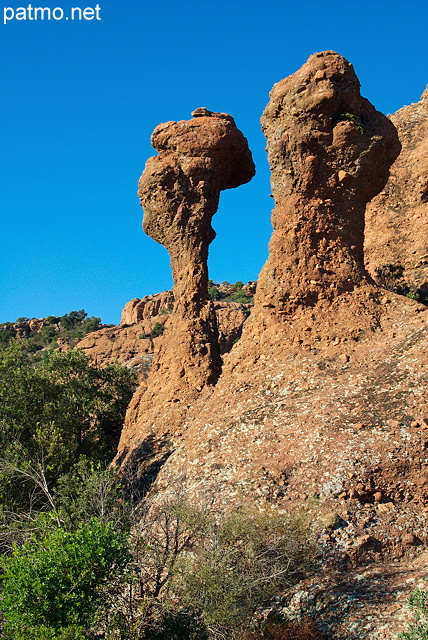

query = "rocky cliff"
[[76, 290, 251, 379], [113, 53, 428, 638], [365, 86, 428, 291]]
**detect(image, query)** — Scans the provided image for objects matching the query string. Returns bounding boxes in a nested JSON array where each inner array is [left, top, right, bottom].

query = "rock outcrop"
[[120, 291, 174, 326], [365, 85, 428, 291], [123, 53, 428, 562], [254, 50, 400, 342], [112, 53, 428, 638], [76, 292, 251, 377], [115, 110, 255, 464]]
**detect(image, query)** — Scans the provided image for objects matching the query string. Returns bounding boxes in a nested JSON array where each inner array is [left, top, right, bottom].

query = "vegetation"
[[336, 112, 364, 134], [0, 306, 318, 640], [207, 280, 254, 305], [140, 322, 166, 340], [150, 322, 165, 338], [1, 518, 130, 640], [0, 309, 112, 356], [399, 590, 428, 640], [0, 341, 137, 514], [374, 263, 428, 305]]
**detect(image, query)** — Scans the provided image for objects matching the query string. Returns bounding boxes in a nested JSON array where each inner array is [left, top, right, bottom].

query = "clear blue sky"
[[1, 0, 427, 324]]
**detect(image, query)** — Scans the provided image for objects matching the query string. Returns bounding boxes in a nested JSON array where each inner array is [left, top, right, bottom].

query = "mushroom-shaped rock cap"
[[150, 109, 255, 190], [140, 110, 255, 254]]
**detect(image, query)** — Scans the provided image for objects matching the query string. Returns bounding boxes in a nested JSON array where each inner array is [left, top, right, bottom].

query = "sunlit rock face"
[[116, 109, 254, 468]]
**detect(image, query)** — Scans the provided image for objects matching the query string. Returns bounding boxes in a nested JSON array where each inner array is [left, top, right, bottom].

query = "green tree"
[[60, 310, 87, 330], [0, 324, 16, 345], [0, 342, 137, 511]]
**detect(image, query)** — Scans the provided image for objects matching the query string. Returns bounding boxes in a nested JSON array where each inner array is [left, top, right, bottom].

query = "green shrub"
[[0, 324, 16, 345], [227, 291, 253, 304], [337, 112, 364, 133], [208, 284, 220, 301], [151, 323, 165, 338], [0, 343, 137, 512], [0, 518, 130, 639], [399, 589, 428, 639]]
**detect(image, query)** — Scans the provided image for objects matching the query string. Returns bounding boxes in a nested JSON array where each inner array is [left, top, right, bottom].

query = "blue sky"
[[1, 0, 427, 324]]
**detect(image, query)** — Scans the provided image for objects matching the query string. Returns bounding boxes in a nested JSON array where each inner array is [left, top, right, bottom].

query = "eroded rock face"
[[113, 55, 428, 638], [137, 54, 428, 569], [121, 291, 174, 326], [256, 51, 400, 326], [76, 293, 251, 379], [365, 85, 428, 290], [115, 110, 254, 465], [140, 109, 254, 308]]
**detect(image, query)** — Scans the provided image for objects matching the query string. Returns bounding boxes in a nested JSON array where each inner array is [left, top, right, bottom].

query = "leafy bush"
[[224, 291, 253, 304], [0, 324, 16, 345], [55, 458, 128, 530], [151, 323, 165, 338], [208, 283, 220, 301], [399, 589, 428, 639], [336, 112, 364, 133], [0, 518, 130, 640]]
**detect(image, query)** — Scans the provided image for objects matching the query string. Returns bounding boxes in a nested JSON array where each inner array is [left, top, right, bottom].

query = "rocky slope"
[[365, 86, 428, 292], [114, 52, 428, 638]]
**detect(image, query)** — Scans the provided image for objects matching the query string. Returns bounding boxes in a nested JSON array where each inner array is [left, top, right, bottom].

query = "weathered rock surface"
[[365, 86, 428, 291], [76, 293, 251, 377], [76, 323, 155, 379], [115, 110, 255, 464], [113, 54, 428, 638], [128, 52, 428, 562], [120, 291, 174, 326]]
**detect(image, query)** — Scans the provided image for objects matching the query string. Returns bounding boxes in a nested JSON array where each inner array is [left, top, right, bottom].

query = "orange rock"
[[115, 110, 254, 467], [365, 85, 428, 290]]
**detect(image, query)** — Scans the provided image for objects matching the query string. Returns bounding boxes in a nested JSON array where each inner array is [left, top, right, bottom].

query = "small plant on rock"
[[398, 589, 428, 640]]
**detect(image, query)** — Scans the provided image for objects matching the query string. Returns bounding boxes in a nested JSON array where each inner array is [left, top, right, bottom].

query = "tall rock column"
[[252, 51, 401, 339], [116, 109, 254, 466]]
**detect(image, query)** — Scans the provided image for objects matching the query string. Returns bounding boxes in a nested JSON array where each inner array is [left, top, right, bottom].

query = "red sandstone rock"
[[127, 54, 428, 562], [365, 85, 428, 291], [115, 110, 254, 464], [76, 294, 250, 374], [120, 291, 174, 326], [111, 58, 428, 637]]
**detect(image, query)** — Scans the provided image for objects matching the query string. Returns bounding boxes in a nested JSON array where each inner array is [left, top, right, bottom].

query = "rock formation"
[[115, 110, 254, 465], [253, 50, 400, 343], [76, 291, 251, 377], [112, 53, 428, 637], [121, 291, 174, 326], [365, 85, 428, 291], [125, 52, 428, 562]]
